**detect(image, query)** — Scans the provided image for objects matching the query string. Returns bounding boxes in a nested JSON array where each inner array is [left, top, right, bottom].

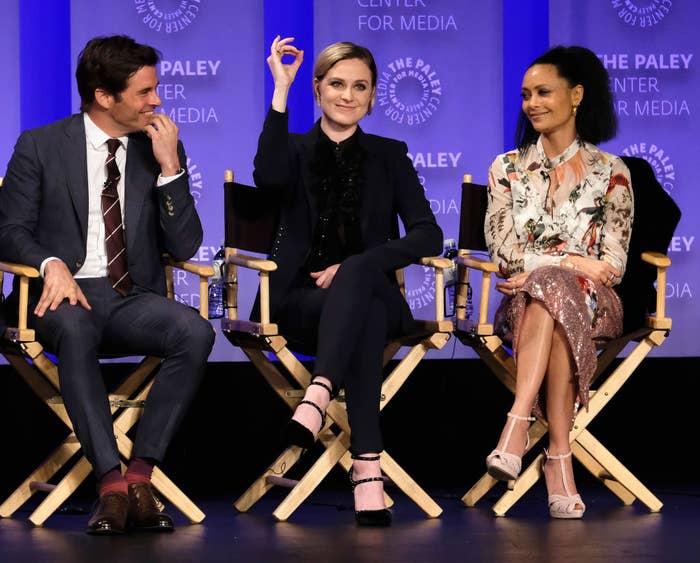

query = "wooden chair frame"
[[454, 175, 672, 516], [0, 258, 213, 526], [220, 170, 449, 521]]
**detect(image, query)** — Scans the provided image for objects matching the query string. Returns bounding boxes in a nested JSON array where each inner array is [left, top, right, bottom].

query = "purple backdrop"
[[0, 0, 20, 191], [0, 0, 20, 325], [550, 0, 697, 356], [2, 2, 697, 361]]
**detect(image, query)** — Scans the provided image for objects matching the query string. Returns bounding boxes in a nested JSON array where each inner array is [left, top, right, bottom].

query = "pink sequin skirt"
[[494, 265, 623, 411]]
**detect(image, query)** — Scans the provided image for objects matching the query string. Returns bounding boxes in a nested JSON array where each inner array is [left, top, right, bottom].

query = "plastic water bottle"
[[465, 279, 474, 320], [208, 245, 225, 319], [443, 238, 458, 318]]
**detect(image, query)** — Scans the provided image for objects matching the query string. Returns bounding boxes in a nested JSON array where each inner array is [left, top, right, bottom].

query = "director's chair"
[[0, 186, 214, 526], [220, 170, 449, 521], [454, 158, 681, 516]]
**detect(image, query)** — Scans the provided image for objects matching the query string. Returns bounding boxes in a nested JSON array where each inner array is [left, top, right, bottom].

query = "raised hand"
[[268, 35, 304, 112], [143, 112, 181, 177]]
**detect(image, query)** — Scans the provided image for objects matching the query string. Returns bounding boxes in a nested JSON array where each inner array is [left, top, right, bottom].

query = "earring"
[[572, 104, 579, 117]]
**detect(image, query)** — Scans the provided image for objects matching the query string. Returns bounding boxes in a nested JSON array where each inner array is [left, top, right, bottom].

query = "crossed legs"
[[488, 299, 583, 515]]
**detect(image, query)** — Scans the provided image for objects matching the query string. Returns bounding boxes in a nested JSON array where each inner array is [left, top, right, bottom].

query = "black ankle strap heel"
[[284, 379, 333, 449], [349, 454, 392, 527]]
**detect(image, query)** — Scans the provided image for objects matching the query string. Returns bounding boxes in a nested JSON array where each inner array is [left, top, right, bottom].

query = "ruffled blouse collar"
[[536, 135, 583, 170]]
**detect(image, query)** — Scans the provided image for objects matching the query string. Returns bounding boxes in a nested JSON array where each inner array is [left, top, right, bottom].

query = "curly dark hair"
[[516, 45, 617, 149], [76, 35, 160, 112]]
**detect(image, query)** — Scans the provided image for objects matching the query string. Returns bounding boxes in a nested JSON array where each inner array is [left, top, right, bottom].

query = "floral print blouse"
[[485, 136, 634, 278]]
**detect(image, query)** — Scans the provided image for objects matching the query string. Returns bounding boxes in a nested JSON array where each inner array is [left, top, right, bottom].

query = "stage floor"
[[1, 483, 698, 563]]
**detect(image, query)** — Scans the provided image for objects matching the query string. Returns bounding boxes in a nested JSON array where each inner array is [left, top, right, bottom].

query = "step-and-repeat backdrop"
[[550, 0, 696, 355], [0, 0, 19, 185], [2, 1, 697, 358]]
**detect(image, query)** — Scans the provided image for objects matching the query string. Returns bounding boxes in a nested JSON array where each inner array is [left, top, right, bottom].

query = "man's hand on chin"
[[143, 112, 181, 177]]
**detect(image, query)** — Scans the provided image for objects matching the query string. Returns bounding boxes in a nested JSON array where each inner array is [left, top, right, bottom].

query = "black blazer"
[[0, 114, 203, 306], [251, 109, 443, 323]]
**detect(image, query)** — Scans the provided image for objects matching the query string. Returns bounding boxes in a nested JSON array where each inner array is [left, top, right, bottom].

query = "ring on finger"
[[512, 288, 518, 296]]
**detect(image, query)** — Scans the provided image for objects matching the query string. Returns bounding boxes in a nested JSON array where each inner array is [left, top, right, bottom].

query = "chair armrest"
[[413, 255, 452, 324], [641, 251, 673, 330], [164, 258, 213, 320], [418, 256, 452, 269], [0, 261, 39, 341], [0, 261, 40, 278], [641, 251, 671, 268], [456, 254, 499, 273], [226, 253, 277, 272], [455, 252, 498, 335], [223, 250, 277, 326], [167, 259, 215, 277]]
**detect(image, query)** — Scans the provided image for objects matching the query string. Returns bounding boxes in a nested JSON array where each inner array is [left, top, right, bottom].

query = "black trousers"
[[33, 277, 215, 477], [275, 255, 407, 454]]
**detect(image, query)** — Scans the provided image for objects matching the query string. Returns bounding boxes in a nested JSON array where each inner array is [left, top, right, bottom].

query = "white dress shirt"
[[40, 113, 183, 278]]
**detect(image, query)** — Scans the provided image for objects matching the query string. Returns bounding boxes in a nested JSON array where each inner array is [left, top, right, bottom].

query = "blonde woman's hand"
[[310, 264, 340, 289], [267, 35, 304, 90]]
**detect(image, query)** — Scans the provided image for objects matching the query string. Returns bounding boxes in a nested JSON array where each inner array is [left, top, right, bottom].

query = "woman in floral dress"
[[484, 46, 633, 518]]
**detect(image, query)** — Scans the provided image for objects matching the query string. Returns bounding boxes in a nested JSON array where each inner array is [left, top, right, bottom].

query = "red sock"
[[98, 467, 127, 497], [125, 457, 155, 485]]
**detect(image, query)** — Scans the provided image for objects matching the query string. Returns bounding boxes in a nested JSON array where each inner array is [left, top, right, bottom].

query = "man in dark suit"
[[0, 36, 214, 534]]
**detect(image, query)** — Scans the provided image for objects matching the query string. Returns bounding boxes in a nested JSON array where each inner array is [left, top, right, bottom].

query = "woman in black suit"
[[253, 36, 442, 526]]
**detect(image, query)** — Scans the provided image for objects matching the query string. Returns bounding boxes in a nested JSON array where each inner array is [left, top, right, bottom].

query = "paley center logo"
[[619, 141, 676, 193], [405, 264, 437, 313], [134, 0, 201, 34], [376, 56, 442, 126], [610, 0, 673, 28], [185, 155, 204, 205]]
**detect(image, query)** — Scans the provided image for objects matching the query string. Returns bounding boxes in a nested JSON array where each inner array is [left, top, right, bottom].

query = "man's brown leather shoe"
[[127, 482, 174, 532], [86, 492, 128, 535]]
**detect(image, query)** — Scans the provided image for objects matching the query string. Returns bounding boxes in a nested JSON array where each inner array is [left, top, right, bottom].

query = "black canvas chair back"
[[617, 156, 681, 332], [458, 174, 488, 252], [224, 178, 279, 255]]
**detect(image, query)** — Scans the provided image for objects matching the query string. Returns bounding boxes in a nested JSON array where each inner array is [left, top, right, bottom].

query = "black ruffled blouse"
[[303, 128, 365, 277]]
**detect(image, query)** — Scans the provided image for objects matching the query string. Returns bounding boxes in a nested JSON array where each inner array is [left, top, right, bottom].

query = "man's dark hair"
[[76, 35, 160, 112]]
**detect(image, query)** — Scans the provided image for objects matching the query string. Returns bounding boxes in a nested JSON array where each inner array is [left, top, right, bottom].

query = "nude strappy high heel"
[[486, 412, 535, 481], [544, 449, 585, 519]]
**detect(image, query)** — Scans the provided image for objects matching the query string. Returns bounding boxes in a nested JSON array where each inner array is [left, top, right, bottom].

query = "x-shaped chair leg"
[[233, 344, 394, 514], [462, 331, 665, 515], [0, 347, 204, 525], [234, 332, 448, 521]]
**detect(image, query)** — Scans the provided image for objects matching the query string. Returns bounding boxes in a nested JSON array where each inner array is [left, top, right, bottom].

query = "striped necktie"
[[102, 138, 132, 296]]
